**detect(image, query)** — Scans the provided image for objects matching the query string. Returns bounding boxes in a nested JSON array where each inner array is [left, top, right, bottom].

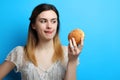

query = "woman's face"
[[32, 10, 58, 41]]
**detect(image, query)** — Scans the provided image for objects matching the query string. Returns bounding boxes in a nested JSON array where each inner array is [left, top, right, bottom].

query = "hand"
[[68, 37, 84, 62]]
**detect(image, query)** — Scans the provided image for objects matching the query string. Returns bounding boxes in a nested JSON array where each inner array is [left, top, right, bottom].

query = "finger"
[[72, 38, 77, 47], [69, 39, 74, 51], [72, 38, 78, 54], [69, 39, 75, 55], [69, 39, 74, 48], [81, 38, 84, 46], [78, 38, 84, 50]]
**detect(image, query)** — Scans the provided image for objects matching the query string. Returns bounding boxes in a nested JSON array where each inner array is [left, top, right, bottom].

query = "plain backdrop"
[[0, 0, 120, 80]]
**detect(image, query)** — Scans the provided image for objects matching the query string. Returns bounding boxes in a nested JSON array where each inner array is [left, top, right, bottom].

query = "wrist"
[[68, 59, 77, 66]]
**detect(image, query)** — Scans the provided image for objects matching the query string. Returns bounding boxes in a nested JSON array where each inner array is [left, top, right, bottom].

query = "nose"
[[46, 21, 52, 29]]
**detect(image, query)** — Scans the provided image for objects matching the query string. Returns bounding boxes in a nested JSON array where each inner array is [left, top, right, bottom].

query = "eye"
[[51, 20, 57, 24], [40, 19, 47, 23]]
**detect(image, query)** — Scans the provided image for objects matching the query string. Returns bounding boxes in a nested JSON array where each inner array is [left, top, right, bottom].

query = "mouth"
[[44, 30, 54, 34]]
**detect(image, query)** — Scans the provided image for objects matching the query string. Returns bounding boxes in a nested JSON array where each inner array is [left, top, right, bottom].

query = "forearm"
[[64, 60, 77, 80], [0, 61, 15, 80], [0, 65, 3, 80]]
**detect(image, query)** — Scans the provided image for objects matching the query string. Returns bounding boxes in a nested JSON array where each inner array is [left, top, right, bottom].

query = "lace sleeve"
[[5, 46, 24, 72]]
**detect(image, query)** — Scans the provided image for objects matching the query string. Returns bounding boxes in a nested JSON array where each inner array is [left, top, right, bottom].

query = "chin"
[[45, 36, 54, 41]]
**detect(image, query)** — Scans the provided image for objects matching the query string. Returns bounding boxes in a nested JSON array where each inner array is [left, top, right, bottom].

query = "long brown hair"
[[24, 3, 64, 66]]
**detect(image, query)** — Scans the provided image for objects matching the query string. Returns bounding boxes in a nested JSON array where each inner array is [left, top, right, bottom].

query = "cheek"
[[35, 23, 45, 31], [54, 24, 58, 30], [54, 26, 58, 34], [55, 26, 57, 30], [36, 27, 44, 34]]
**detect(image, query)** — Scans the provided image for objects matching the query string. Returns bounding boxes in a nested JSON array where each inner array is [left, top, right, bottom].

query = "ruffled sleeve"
[[5, 46, 24, 72]]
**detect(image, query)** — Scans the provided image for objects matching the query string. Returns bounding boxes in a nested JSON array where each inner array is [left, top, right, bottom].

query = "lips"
[[44, 30, 54, 34]]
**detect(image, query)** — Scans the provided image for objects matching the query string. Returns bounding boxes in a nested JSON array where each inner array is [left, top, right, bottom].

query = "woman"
[[0, 3, 84, 80]]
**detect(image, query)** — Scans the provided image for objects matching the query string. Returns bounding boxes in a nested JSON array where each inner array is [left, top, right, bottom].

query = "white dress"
[[5, 46, 69, 80]]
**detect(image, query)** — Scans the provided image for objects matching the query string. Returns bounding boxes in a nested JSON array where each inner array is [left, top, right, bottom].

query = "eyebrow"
[[51, 18, 57, 20], [39, 18, 57, 20]]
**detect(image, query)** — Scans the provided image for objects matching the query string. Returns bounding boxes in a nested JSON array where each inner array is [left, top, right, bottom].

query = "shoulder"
[[6, 46, 25, 72], [61, 45, 68, 68], [8, 46, 25, 57], [62, 45, 68, 54], [12, 46, 24, 52], [14, 46, 24, 50]]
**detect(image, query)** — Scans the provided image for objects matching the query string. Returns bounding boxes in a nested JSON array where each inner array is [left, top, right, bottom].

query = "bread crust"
[[68, 29, 85, 45]]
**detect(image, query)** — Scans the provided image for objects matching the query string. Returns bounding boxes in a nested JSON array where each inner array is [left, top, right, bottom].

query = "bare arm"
[[0, 61, 15, 80], [64, 38, 84, 80], [64, 59, 77, 80]]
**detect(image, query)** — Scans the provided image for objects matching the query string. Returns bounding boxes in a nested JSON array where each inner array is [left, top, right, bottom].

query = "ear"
[[31, 24, 36, 30]]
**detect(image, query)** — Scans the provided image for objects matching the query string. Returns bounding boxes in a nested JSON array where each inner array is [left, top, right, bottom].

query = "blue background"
[[0, 0, 120, 80]]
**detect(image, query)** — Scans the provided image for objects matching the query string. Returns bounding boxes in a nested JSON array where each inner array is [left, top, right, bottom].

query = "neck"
[[36, 39, 54, 51]]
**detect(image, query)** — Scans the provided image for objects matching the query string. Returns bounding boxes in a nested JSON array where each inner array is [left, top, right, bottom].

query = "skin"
[[32, 10, 58, 41], [0, 10, 84, 80], [32, 10, 58, 70], [64, 38, 83, 80]]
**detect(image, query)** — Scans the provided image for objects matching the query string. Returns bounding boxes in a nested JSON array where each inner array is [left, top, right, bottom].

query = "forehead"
[[38, 10, 57, 19]]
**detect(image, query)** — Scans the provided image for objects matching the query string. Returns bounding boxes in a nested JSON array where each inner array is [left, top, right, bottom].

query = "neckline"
[[36, 61, 59, 73]]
